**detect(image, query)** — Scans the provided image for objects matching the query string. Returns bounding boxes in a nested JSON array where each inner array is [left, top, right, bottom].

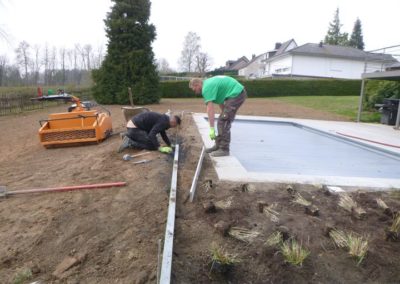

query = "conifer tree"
[[93, 0, 160, 104], [324, 8, 349, 46], [349, 18, 365, 50]]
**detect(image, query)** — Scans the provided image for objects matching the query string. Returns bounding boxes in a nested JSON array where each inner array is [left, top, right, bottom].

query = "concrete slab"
[[193, 114, 400, 189]]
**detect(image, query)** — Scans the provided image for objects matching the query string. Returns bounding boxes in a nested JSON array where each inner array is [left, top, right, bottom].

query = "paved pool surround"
[[193, 114, 400, 189]]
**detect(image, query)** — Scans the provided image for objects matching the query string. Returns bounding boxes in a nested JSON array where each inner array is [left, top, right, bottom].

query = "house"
[[215, 56, 249, 73], [239, 41, 397, 79], [238, 39, 297, 78]]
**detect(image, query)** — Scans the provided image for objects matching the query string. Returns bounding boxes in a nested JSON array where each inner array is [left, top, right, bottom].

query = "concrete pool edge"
[[193, 113, 400, 189]]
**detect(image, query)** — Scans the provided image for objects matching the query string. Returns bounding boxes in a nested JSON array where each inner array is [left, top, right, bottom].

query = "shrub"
[[364, 81, 400, 110]]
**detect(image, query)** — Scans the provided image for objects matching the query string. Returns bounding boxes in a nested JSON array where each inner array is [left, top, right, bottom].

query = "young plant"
[[280, 239, 310, 266], [210, 243, 239, 274], [346, 233, 369, 265], [292, 193, 312, 207], [338, 194, 366, 219], [389, 213, 400, 233], [264, 203, 280, 223], [228, 227, 260, 244], [376, 198, 389, 210], [329, 229, 348, 248], [329, 229, 369, 265], [265, 231, 283, 248], [13, 268, 32, 284]]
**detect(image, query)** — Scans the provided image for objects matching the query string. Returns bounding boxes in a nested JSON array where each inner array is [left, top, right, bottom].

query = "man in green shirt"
[[189, 76, 247, 157]]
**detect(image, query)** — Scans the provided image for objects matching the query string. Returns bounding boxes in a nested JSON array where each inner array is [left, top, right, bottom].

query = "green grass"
[[269, 96, 380, 122]]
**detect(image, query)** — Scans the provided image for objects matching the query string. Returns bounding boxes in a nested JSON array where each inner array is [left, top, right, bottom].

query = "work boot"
[[210, 149, 229, 157], [205, 144, 219, 153], [118, 136, 133, 153]]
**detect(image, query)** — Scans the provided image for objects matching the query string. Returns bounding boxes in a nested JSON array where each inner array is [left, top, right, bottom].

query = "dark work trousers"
[[217, 89, 247, 151], [126, 128, 157, 150]]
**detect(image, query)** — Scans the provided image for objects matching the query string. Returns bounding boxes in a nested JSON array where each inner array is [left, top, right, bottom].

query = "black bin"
[[380, 98, 399, 125]]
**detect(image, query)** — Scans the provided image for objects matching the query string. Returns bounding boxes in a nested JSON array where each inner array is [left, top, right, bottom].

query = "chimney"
[[252, 54, 256, 59], [319, 41, 323, 47], [275, 42, 282, 50]]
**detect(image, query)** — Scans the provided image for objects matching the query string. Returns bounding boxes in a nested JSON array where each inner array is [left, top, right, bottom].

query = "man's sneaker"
[[205, 144, 219, 153], [210, 149, 229, 157], [118, 136, 132, 153]]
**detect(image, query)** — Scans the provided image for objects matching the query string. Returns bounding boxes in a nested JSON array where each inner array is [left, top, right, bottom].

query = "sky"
[[0, 0, 399, 70]]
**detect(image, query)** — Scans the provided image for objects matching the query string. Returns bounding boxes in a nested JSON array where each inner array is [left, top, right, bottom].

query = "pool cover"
[[230, 120, 400, 179]]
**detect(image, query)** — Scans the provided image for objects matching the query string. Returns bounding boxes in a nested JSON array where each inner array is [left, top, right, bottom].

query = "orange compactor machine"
[[34, 94, 113, 148]]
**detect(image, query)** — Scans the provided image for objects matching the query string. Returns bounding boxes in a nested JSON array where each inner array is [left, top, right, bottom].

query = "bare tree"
[[92, 45, 104, 69], [59, 47, 66, 85], [157, 58, 174, 74], [42, 43, 50, 85], [15, 41, 31, 84], [31, 44, 42, 84], [0, 54, 8, 86], [195, 52, 212, 75], [83, 44, 92, 70], [178, 31, 201, 72]]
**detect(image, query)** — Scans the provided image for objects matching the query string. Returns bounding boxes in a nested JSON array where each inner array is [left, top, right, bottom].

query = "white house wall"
[[265, 55, 293, 76], [291, 55, 366, 79]]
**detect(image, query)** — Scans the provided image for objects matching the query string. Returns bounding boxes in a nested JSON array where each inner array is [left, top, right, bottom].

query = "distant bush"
[[159, 79, 361, 98]]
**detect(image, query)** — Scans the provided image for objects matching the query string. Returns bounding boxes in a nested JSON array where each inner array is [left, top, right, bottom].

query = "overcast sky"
[[0, 0, 399, 70]]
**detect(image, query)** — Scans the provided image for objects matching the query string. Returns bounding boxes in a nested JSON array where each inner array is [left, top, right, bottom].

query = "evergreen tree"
[[349, 18, 365, 50], [324, 8, 349, 46], [92, 0, 160, 104]]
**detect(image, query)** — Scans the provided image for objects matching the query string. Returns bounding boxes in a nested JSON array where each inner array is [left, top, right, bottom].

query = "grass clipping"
[[338, 194, 366, 219], [329, 229, 368, 265], [265, 232, 310, 267]]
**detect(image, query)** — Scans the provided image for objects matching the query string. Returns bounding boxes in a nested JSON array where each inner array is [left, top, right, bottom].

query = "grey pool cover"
[[230, 120, 400, 179]]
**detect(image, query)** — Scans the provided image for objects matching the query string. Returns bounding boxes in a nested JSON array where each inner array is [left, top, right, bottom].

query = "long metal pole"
[[395, 102, 400, 130], [189, 146, 205, 202], [357, 79, 366, 122], [6, 182, 127, 196], [160, 144, 179, 284]]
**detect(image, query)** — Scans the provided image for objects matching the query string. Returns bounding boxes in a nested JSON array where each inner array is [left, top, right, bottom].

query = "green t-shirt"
[[202, 76, 244, 104]]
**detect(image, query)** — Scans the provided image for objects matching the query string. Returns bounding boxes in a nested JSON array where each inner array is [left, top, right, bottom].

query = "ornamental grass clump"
[[280, 239, 310, 267], [329, 229, 369, 265]]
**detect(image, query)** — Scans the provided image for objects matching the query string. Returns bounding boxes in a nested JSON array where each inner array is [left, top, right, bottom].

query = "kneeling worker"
[[118, 111, 181, 154]]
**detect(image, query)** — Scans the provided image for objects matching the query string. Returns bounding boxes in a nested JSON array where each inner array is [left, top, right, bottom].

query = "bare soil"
[[0, 99, 399, 284]]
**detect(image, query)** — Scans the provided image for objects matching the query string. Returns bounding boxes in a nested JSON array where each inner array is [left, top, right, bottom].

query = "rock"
[[53, 257, 78, 278], [52, 253, 87, 278], [135, 271, 149, 284], [31, 264, 41, 274], [203, 201, 217, 213], [214, 221, 231, 236], [276, 225, 290, 240], [305, 205, 320, 216], [257, 201, 268, 213]]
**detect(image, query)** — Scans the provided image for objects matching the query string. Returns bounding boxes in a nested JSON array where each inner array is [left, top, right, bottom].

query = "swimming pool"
[[230, 120, 400, 179], [194, 114, 400, 188]]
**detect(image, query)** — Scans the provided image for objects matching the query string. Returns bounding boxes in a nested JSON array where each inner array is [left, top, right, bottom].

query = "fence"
[[159, 76, 193, 81], [0, 94, 65, 116]]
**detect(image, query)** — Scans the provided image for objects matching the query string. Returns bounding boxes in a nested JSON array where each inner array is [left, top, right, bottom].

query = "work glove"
[[158, 146, 173, 154], [209, 127, 216, 140]]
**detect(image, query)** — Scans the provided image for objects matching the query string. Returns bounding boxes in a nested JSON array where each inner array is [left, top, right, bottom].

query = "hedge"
[[160, 79, 362, 98]]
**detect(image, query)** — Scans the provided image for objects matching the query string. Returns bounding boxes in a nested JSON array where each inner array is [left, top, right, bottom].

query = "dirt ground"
[[0, 98, 399, 283]]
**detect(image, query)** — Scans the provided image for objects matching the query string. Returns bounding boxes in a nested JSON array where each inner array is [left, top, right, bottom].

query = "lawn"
[[269, 96, 380, 122]]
